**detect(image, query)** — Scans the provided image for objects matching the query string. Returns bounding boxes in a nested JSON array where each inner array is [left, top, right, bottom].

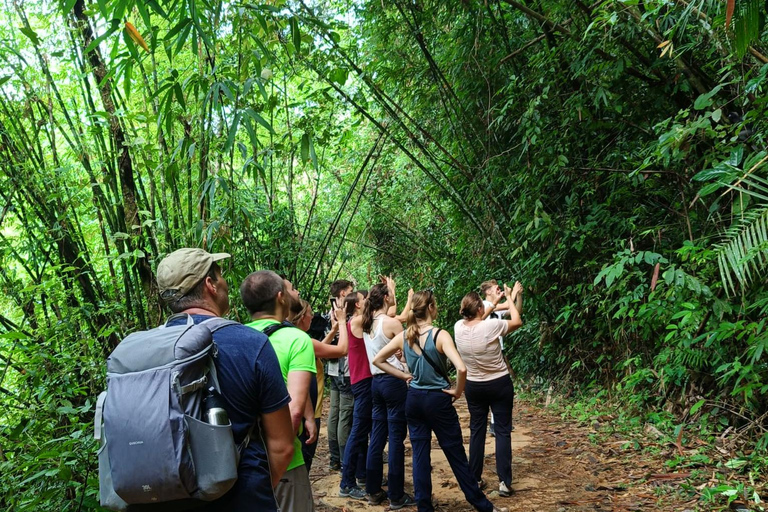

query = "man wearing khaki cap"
[[157, 248, 295, 511]]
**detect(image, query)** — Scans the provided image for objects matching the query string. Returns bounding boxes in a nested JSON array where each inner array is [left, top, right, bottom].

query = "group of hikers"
[[152, 247, 524, 512]]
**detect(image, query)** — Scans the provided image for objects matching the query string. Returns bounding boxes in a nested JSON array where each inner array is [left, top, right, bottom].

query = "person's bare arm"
[[302, 395, 317, 444], [503, 283, 523, 332], [512, 281, 523, 315], [436, 330, 466, 401], [482, 296, 502, 320], [394, 288, 414, 323], [286, 371, 312, 434], [373, 334, 411, 383], [315, 307, 349, 357], [321, 308, 340, 344], [260, 405, 295, 487]]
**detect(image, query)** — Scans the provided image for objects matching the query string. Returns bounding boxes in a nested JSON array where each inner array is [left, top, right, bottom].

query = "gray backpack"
[[95, 314, 248, 511]]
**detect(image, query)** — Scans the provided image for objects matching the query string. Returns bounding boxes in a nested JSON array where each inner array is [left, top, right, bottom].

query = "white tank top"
[[364, 315, 405, 375]]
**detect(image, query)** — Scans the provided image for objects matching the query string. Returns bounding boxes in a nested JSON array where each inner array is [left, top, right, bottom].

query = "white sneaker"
[[498, 482, 512, 497], [492, 506, 509, 512]]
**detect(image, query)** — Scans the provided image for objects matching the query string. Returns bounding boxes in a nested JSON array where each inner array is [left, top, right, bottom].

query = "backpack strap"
[[176, 319, 239, 395], [261, 320, 294, 338], [162, 312, 195, 328], [419, 328, 452, 385], [94, 391, 107, 440]]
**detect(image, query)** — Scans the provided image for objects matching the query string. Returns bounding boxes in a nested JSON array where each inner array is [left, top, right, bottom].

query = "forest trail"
[[309, 398, 697, 512]]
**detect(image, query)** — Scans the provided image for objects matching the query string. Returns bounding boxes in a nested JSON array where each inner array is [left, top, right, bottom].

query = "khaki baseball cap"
[[157, 248, 230, 301]]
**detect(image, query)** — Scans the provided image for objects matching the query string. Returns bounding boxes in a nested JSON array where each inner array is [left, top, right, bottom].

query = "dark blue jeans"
[[465, 375, 514, 487], [366, 374, 408, 500], [340, 377, 372, 489], [405, 389, 493, 512]]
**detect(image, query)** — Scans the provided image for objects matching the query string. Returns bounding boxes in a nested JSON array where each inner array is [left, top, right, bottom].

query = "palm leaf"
[[715, 206, 768, 295], [729, 0, 762, 58]]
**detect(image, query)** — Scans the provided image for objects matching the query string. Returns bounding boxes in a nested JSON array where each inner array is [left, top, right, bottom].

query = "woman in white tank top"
[[360, 282, 414, 508]]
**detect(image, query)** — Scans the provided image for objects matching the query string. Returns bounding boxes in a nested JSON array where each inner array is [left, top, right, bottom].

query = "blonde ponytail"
[[405, 290, 436, 346]]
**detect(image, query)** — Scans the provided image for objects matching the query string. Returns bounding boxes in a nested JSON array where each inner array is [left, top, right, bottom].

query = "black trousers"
[[464, 375, 514, 487]]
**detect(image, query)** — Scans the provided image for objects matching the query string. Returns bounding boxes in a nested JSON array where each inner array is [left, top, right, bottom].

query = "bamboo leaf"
[[246, 109, 274, 133], [145, 0, 168, 18], [61, 0, 78, 15], [310, 136, 318, 169], [165, 18, 191, 41], [301, 133, 310, 162], [125, 22, 150, 52], [86, 21, 120, 54], [291, 17, 301, 54], [19, 26, 40, 46]]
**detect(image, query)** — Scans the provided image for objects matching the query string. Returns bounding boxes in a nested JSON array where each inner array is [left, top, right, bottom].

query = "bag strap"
[[178, 318, 238, 395], [94, 391, 107, 440], [201, 317, 238, 333], [162, 312, 195, 328], [261, 320, 294, 338], [418, 328, 452, 385]]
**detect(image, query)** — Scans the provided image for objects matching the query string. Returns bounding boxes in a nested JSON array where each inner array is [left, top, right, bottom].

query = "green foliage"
[[1, 0, 768, 508]]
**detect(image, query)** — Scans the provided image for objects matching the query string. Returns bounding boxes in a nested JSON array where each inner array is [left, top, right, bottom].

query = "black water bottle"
[[203, 387, 230, 426]]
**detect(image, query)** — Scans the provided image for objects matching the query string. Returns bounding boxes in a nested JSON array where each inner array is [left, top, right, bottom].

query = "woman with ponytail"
[[361, 282, 414, 508], [454, 283, 523, 497], [372, 291, 507, 512], [337, 291, 373, 500]]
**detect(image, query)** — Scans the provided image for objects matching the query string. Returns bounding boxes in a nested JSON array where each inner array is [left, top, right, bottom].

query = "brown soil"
[[309, 398, 698, 512]]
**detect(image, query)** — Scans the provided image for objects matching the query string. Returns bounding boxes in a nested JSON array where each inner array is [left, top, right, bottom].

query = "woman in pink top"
[[338, 291, 373, 499], [454, 282, 523, 497]]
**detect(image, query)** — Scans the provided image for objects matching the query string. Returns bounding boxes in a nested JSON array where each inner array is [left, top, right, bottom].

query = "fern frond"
[[715, 207, 768, 295]]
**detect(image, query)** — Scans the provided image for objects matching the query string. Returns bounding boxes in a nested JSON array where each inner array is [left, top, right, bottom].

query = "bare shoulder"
[[383, 315, 403, 329], [435, 327, 453, 343]]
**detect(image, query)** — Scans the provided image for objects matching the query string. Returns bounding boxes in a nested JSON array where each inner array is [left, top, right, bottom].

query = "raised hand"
[[334, 305, 345, 325], [386, 275, 396, 295]]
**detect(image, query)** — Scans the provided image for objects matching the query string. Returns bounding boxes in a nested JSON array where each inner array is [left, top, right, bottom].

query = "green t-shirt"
[[247, 318, 316, 471]]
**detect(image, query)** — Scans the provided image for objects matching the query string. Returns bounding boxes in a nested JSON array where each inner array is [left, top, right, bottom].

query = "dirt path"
[[309, 398, 697, 512]]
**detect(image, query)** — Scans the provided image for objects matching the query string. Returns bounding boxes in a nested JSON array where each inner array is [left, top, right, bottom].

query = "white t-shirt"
[[482, 300, 508, 348], [454, 318, 510, 382]]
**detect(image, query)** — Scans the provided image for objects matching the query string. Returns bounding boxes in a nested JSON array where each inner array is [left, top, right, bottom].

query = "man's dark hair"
[[240, 270, 284, 315], [167, 263, 220, 313], [330, 279, 354, 299]]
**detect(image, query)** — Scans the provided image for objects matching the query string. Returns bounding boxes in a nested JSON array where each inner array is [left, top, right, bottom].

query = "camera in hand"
[[203, 387, 230, 426]]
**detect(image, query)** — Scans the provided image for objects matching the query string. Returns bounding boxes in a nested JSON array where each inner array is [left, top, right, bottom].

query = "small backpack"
[[95, 314, 249, 511]]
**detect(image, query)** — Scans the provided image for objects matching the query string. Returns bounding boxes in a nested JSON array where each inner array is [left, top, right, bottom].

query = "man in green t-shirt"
[[241, 270, 317, 512]]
